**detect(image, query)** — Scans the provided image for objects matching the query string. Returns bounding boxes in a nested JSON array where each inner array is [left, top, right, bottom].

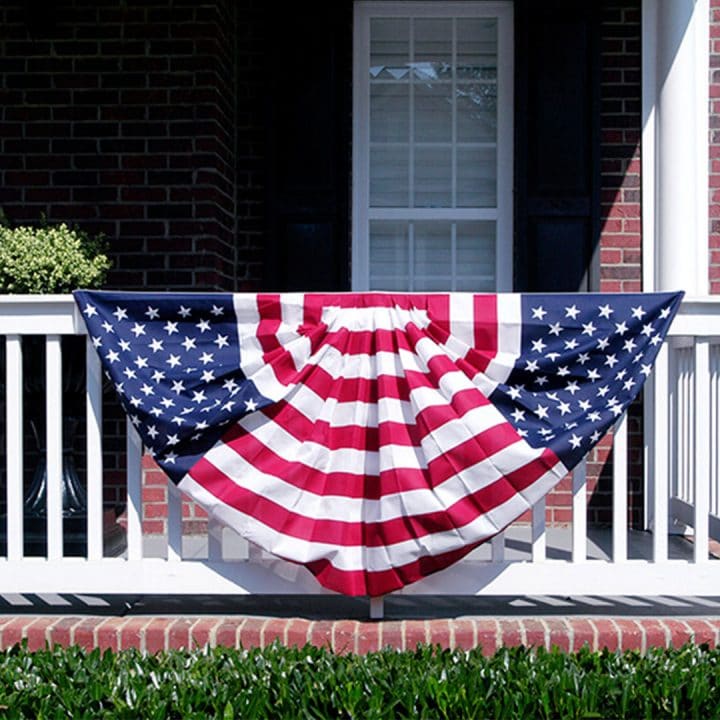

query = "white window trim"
[[352, 0, 514, 291]]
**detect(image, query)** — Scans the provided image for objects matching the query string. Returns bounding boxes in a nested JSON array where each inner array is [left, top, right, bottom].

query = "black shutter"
[[514, 0, 601, 292], [263, 4, 351, 291]]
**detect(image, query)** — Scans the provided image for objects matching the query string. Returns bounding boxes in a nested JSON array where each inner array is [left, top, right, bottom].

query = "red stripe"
[[256, 294, 282, 355], [188, 446, 559, 551], [471, 294, 498, 373]]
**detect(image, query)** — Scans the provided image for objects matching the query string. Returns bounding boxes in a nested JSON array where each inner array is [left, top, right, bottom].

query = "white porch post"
[[642, 0, 709, 295], [642, 0, 709, 532]]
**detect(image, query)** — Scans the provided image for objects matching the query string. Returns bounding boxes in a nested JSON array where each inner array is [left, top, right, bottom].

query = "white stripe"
[[180, 459, 565, 573], [322, 305, 431, 332], [485, 293, 522, 384], [234, 294, 263, 375], [202, 412, 550, 521], [279, 293, 305, 327], [448, 294, 475, 348]]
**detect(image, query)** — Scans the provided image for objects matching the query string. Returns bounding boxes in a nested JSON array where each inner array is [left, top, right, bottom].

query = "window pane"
[[457, 19, 497, 79], [414, 147, 451, 207], [414, 83, 452, 142], [413, 18, 452, 80], [370, 145, 409, 207], [456, 83, 497, 143], [369, 221, 409, 290], [414, 222, 452, 291], [457, 146, 496, 207], [456, 221, 495, 291], [370, 18, 409, 79], [371, 84, 409, 142]]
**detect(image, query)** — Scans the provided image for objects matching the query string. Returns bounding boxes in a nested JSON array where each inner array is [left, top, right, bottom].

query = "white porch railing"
[[1, 296, 719, 615]]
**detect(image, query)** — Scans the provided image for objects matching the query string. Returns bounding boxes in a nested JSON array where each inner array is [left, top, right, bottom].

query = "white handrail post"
[[5, 335, 23, 561], [531, 498, 546, 562], [652, 342, 669, 562], [613, 414, 628, 562], [46, 335, 63, 560], [126, 419, 143, 561], [167, 481, 183, 562], [86, 337, 103, 560], [572, 459, 587, 562], [693, 337, 710, 563]]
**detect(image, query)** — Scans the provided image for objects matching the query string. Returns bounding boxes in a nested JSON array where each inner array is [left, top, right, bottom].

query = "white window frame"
[[352, 0, 514, 291]]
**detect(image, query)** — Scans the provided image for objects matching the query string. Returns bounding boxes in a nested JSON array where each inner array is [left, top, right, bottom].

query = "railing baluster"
[[653, 342, 669, 562], [46, 335, 63, 560], [208, 517, 223, 561], [5, 336, 23, 560], [86, 338, 103, 560], [572, 459, 587, 562], [126, 419, 143, 561], [612, 414, 628, 562], [167, 481, 182, 562], [531, 498, 546, 562], [693, 338, 710, 563], [490, 531, 505, 563]]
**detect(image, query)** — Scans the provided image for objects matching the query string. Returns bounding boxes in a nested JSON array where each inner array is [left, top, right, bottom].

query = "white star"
[[623, 338, 637, 353], [556, 366, 570, 377], [113, 306, 128, 321], [201, 369, 215, 383], [641, 323, 654, 337], [597, 337, 610, 350], [565, 305, 580, 320], [582, 321, 597, 336], [91, 336, 102, 348], [531, 338, 547, 353], [194, 420, 209, 431], [597, 385, 610, 397], [129, 396, 142, 408], [650, 335, 662, 346], [511, 407, 525, 423], [245, 398, 259, 413], [163, 452, 178, 465], [160, 397, 175, 409], [623, 378, 636, 391], [122, 367, 137, 379], [577, 352, 590, 365], [545, 352, 561, 362], [564, 338, 579, 350], [166, 434, 180, 446], [525, 359, 539, 373], [590, 430, 601, 443], [587, 368, 601, 382], [588, 411, 602, 423], [134, 355, 148, 369], [145, 306, 160, 319], [614, 321, 628, 336], [566, 381, 580, 395], [171, 380, 185, 394], [615, 368, 627, 381], [140, 383, 154, 396], [558, 401, 571, 416], [660, 307, 671, 319], [146, 425, 159, 439], [106, 349, 120, 363], [192, 390, 207, 404], [181, 336, 197, 351], [130, 414, 141, 427], [114, 381, 124, 395], [211, 304, 225, 316], [151, 369, 166, 383], [598, 304, 614, 319], [517, 428, 528, 438], [195, 319, 211, 333], [167, 354, 181, 368], [604, 354, 618, 368], [610, 404, 624, 417], [130, 322, 146, 338], [149, 406, 163, 417], [199, 352, 214, 365], [547, 322, 563, 336], [223, 379, 240, 395], [222, 400, 235, 412], [535, 375, 548, 387], [83, 303, 97, 317], [578, 398, 591, 411], [631, 305, 646, 319], [546, 392, 559, 402], [535, 404, 549, 420], [178, 305, 192, 318], [171, 416, 186, 426], [507, 385, 523, 400], [101, 320, 114, 334], [118, 339, 132, 352], [569, 434, 583, 449], [149, 338, 164, 353], [164, 321, 179, 335], [531, 306, 547, 320], [214, 334, 229, 349], [641, 363, 652, 377]]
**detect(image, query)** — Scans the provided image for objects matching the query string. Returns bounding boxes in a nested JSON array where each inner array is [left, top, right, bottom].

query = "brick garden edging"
[[1, 616, 719, 655]]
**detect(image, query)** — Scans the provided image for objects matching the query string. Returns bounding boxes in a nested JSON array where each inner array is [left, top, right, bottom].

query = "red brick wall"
[[0, 0, 237, 291]]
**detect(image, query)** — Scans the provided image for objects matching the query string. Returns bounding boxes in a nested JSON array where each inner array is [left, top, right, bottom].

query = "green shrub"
[[0, 221, 111, 294], [0, 643, 719, 719]]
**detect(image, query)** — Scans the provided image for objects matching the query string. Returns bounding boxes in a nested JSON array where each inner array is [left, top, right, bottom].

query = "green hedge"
[[1, 643, 719, 719]]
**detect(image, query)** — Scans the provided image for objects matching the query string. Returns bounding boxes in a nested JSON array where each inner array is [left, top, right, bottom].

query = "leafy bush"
[[0, 221, 111, 293], [0, 643, 719, 719]]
